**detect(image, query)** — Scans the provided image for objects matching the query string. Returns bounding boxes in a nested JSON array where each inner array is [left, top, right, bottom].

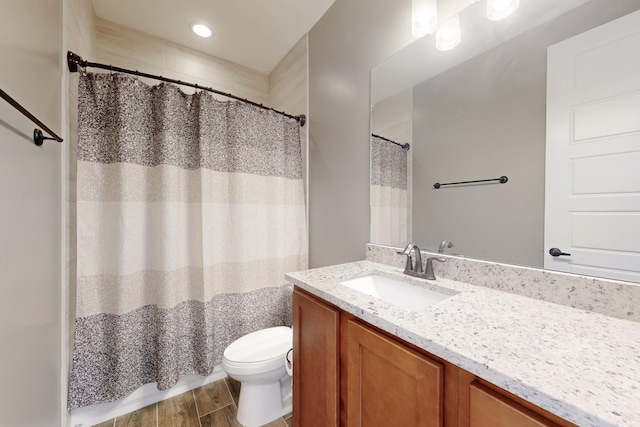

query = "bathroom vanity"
[[286, 257, 640, 427]]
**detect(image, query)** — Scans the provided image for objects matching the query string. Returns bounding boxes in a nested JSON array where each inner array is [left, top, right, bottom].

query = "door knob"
[[549, 248, 571, 257]]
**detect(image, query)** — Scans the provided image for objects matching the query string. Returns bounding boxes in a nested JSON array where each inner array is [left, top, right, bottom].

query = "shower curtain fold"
[[69, 73, 307, 409], [370, 135, 409, 247]]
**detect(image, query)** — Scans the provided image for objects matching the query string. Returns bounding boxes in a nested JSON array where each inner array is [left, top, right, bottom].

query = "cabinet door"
[[293, 288, 340, 427], [346, 320, 443, 427], [469, 382, 560, 427]]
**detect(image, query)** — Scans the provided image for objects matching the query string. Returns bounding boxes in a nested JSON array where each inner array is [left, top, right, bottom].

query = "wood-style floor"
[[93, 377, 293, 427]]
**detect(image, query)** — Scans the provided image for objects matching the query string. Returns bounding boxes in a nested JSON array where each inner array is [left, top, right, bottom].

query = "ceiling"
[[91, 0, 336, 74]]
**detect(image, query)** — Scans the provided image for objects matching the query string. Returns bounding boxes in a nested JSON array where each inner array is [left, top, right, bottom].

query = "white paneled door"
[[545, 9, 640, 282]]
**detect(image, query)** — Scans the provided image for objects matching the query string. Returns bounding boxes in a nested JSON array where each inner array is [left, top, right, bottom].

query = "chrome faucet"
[[422, 240, 452, 279], [397, 244, 424, 277], [438, 240, 454, 254]]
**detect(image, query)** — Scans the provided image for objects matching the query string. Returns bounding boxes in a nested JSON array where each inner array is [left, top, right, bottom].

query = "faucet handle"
[[424, 256, 445, 280]]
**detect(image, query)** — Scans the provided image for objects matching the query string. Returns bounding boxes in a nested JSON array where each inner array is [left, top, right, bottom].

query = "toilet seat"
[[222, 326, 292, 375]]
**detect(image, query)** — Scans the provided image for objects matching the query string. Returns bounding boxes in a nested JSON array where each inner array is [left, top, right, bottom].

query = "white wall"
[[307, 0, 414, 267], [0, 1, 63, 426]]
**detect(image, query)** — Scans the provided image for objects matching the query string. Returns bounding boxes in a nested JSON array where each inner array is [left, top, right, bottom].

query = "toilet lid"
[[224, 326, 292, 364]]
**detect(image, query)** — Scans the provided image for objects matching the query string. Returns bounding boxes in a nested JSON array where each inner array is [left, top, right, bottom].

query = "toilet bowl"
[[222, 326, 293, 427]]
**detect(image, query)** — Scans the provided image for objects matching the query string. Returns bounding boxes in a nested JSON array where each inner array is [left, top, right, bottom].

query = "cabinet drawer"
[[470, 382, 560, 427]]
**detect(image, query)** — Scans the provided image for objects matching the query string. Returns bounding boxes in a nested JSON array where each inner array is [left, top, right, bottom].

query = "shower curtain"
[[370, 135, 409, 247], [68, 73, 307, 409]]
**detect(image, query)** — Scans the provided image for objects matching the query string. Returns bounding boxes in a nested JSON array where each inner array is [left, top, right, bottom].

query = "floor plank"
[[224, 377, 241, 407], [114, 404, 156, 427], [199, 404, 242, 427], [157, 391, 200, 427], [95, 379, 291, 427], [194, 380, 234, 417], [262, 418, 287, 427]]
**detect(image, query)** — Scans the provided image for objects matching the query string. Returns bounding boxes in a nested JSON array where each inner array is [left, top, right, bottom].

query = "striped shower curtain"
[[370, 135, 409, 247], [68, 73, 307, 409]]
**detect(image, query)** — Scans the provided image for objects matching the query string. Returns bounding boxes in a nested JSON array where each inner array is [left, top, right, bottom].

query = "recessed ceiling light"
[[192, 23, 213, 38]]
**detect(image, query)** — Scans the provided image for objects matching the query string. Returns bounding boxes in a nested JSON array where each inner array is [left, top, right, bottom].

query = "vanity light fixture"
[[412, 0, 438, 37], [436, 15, 461, 51], [486, 0, 520, 21], [192, 22, 213, 38]]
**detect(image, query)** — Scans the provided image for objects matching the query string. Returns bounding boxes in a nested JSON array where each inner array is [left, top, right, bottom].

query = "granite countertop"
[[286, 260, 640, 427]]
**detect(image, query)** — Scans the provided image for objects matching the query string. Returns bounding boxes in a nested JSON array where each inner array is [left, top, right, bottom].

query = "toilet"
[[222, 326, 293, 427]]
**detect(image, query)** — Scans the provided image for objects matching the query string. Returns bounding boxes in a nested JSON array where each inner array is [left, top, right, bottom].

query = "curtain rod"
[[67, 51, 306, 127], [0, 88, 63, 146], [371, 133, 410, 150]]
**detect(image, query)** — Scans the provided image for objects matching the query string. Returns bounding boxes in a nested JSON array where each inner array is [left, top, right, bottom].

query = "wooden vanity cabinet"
[[292, 287, 576, 427], [292, 288, 340, 427]]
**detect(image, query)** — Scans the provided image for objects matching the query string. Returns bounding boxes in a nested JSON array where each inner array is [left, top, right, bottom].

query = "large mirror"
[[370, 0, 640, 283]]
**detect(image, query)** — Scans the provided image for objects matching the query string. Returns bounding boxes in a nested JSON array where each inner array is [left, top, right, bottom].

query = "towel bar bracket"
[[33, 129, 61, 146]]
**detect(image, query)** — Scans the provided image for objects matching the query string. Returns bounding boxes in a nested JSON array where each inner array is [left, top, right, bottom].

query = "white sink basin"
[[339, 274, 452, 311]]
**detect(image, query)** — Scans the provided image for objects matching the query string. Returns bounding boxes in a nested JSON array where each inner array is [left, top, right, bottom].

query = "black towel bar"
[[434, 176, 508, 189], [0, 88, 63, 146]]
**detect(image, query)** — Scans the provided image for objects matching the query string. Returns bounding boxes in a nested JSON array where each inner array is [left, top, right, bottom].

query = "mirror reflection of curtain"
[[69, 73, 307, 409], [370, 135, 409, 247]]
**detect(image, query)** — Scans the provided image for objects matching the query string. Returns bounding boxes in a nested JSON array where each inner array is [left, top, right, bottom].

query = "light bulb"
[[412, 0, 438, 37], [436, 15, 461, 51], [486, 0, 520, 21]]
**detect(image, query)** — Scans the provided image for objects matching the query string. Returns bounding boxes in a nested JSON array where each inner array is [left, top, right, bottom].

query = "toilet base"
[[236, 376, 292, 427]]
